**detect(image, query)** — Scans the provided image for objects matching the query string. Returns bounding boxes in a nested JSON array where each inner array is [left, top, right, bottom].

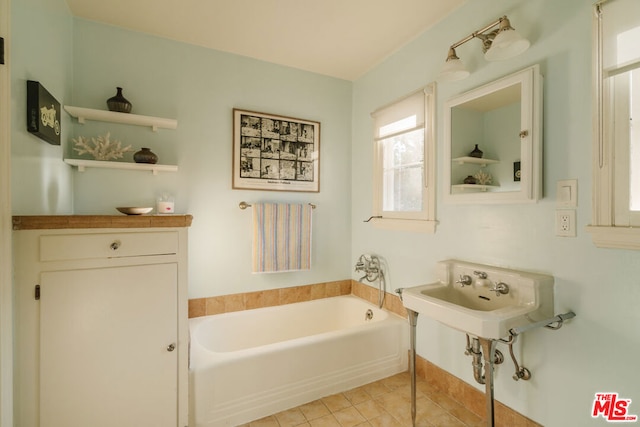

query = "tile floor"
[[239, 371, 486, 427]]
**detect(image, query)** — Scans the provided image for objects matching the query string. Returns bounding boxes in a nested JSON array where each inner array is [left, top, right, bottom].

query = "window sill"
[[371, 218, 437, 233], [586, 225, 640, 250]]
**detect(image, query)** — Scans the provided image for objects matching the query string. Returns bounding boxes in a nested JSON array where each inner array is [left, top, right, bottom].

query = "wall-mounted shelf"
[[64, 158, 178, 175], [64, 106, 177, 131], [452, 184, 499, 192], [452, 156, 499, 167]]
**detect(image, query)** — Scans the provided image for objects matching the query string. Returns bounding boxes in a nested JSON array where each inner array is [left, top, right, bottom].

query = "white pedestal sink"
[[400, 260, 560, 427], [401, 259, 554, 340]]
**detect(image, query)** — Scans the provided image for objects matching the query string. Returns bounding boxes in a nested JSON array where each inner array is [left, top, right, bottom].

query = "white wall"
[[351, 0, 640, 425]]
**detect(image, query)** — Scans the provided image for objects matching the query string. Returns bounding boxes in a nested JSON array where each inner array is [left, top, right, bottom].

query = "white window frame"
[[588, 0, 640, 249], [370, 83, 437, 233]]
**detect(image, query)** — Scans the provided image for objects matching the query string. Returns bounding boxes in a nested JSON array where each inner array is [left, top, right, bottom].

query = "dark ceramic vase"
[[107, 87, 132, 113], [464, 175, 477, 185], [469, 144, 483, 158], [133, 147, 158, 164]]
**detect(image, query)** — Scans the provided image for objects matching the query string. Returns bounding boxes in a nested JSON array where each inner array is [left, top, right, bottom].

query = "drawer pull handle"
[[167, 343, 176, 352], [110, 241, 121, 251]]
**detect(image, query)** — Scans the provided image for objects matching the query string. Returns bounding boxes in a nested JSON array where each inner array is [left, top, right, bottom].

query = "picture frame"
[[27, 80, 61, 145], [233, 108, 320, 192]]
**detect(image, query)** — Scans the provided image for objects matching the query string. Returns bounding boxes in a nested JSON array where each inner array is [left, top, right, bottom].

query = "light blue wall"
[[10, 0, 640, 425], [69, 20, 353, 298], [352, 0, 640, 425], [11, 0, 74, 214], [11, 4, 352, 298]]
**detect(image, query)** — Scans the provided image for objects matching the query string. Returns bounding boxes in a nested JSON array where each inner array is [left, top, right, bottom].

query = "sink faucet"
[[490, 282, 509, 296], [473, 270, 491, 287], [473, 271, 487, 279], [456, 274, 472, 287]]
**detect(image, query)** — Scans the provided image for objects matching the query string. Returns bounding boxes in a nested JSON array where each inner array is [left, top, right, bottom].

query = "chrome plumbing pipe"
[[470, 337, 486, 385], [509, 311, 576, 336], [406, 309, 419, 427]]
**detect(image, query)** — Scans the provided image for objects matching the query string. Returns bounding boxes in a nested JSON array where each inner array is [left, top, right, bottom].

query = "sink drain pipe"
[[466, 334, 504, 386]]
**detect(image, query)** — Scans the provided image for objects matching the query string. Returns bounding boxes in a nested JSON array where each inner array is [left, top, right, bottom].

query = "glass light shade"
[[484, 29, 530, 61], [438, 57, 470, 82]]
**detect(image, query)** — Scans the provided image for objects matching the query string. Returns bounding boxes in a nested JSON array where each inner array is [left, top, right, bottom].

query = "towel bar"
[[239, 201, 316, 210]]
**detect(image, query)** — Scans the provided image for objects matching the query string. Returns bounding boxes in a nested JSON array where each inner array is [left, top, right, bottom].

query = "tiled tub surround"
[[188, 280, 406, 319], [189, 281, 540, 427]]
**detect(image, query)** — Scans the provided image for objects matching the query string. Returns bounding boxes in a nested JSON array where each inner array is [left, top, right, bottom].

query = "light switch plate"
[[557, 179, 577, 207]]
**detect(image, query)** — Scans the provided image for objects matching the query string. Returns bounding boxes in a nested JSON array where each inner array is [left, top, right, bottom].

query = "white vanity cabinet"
[[13, 215, 192, 427]]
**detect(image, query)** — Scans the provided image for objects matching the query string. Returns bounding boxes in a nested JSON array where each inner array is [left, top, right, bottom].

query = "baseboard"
[[415, 354, 542, 426]]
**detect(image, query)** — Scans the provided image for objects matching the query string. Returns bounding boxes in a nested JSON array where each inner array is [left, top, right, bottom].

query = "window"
[[370, 84, 436, 232], [588, 0, 640, 249]]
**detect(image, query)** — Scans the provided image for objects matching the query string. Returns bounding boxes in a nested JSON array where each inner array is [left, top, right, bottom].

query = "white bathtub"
[[189, 295, 409, 426]]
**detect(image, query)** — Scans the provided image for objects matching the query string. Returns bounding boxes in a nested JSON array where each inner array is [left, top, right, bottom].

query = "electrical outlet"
[[555, 209, 576, 237]]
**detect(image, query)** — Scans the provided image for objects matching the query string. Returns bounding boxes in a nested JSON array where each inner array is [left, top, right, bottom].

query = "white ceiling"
[[64, 0, 466, 81]]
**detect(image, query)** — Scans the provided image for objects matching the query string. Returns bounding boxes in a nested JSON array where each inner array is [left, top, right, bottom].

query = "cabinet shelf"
[[452, 156, 499, 167], [64, 106, 177, 131], [452, 184, 500, 192], [64, 158, 178, 175]]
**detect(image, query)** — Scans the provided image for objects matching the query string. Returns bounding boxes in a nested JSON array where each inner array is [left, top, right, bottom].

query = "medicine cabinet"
[[443, 65, 542, 204]]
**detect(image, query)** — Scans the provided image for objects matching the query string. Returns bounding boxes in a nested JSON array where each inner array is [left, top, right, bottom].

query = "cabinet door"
[[39, 263, 178, 427]]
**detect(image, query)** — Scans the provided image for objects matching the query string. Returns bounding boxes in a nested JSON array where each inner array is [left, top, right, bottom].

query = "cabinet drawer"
[[40, 232, 178, 261]]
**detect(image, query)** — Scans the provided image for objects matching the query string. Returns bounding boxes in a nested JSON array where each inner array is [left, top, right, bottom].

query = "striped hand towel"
[[252, 203, 312, 273]]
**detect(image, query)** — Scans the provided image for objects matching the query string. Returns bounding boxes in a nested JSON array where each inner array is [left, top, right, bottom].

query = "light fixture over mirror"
[[438, 15, 530, 82], [440, 48, 471, 81]]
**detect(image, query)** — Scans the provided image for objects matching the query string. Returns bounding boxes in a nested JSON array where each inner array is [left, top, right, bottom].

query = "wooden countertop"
[[12, 215, 193, 230]]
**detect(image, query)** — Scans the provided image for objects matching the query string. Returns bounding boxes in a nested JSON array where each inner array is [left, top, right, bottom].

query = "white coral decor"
[[72, 132, 133, 161], [473, 170, 493, 185]]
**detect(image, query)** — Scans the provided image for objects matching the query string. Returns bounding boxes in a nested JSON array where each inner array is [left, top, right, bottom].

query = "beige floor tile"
[[242, 372, 524, 427], [343, 387, 372, 405], [300, 400, 331, 421], [333, 406, 366, 427], [322, 393, 352, 413], [446, 403, 483, 426], [362, 380, 391, 398], [354, 399, 386, 420], [368, 412, 403, 427], [309, 414, 341, 427], [275, 407, 308, 426], [381, 372, 411, 391], [428, 411, 467, 427], [375, 392, 410, 419], [248, 415, 280, 426]]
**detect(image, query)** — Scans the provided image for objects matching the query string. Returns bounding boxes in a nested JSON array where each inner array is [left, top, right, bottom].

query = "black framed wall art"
[[27, 80, 61, 145], [232, 109, 320, 192]]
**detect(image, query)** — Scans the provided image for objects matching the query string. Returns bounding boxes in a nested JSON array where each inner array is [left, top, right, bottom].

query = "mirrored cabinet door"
[[443, 65, 542, 204]]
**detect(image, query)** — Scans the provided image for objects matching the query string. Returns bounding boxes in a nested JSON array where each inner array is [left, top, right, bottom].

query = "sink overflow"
[[478, 295, 491, 301]]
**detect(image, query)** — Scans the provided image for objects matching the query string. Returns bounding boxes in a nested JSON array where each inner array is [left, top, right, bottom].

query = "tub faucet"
[[355, 254, 380, 282], [355, 254, 385, 309]]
